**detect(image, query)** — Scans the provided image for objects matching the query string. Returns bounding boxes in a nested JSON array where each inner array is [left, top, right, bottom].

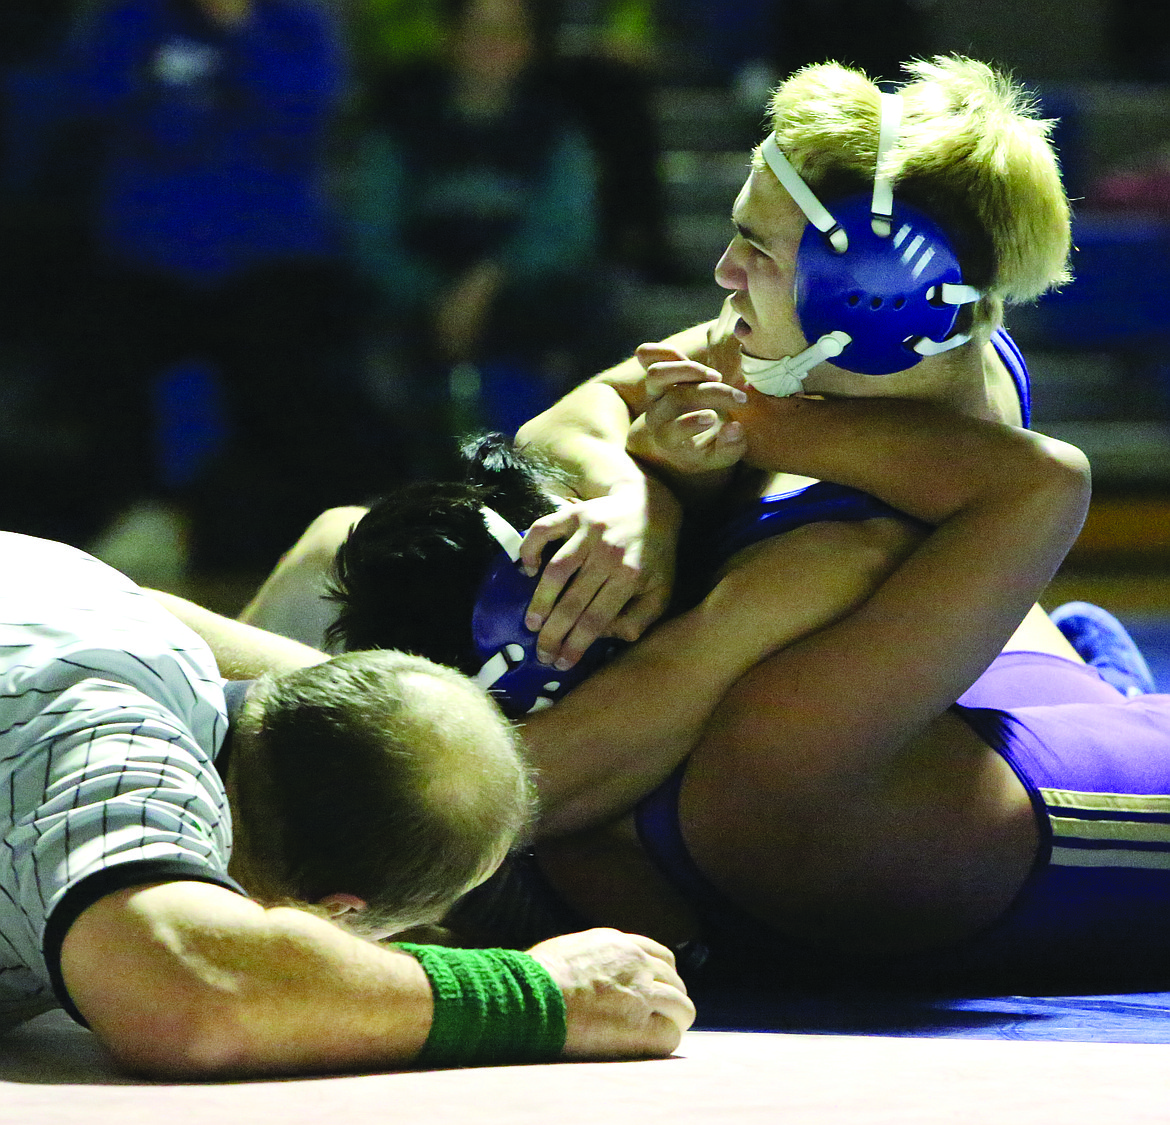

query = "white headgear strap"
[[870, 92, 902, 237], [479, 506, 523, 561], [739, 331, 851, 397], [758, 133, 848, 254]]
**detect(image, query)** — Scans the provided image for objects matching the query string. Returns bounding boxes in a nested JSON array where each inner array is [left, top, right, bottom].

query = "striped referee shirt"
[[0, 533, 236, 1028]]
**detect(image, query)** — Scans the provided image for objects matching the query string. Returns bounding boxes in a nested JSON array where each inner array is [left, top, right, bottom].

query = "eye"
[[741, 239, 771, 263]]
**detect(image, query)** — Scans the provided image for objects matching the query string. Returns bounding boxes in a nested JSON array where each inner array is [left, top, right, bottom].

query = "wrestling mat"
[[6, 988, 1170, 1124], [6, 612, 1170, 1118]]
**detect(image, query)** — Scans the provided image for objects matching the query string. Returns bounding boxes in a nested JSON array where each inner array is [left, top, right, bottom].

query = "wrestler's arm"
[[527, 396, 1088, 834], [146, 589, 328, 677], [237, 505, 369, 650], [62, 881, 691, 1078], [512, 319, 723, 664], [527, 513, 923, 835], [697, 394, 1091, 784]]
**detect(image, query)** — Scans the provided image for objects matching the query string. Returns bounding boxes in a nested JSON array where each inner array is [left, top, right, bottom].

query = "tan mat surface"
[[3, 1011, 1170, 1124]]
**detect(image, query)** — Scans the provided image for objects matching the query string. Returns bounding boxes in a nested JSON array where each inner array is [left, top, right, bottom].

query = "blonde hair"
[[230, 650, 534, 934], [756, 56, 1072, 336]]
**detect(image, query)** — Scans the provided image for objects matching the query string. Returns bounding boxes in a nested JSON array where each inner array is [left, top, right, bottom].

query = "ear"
[[317, 892, 369, 919]]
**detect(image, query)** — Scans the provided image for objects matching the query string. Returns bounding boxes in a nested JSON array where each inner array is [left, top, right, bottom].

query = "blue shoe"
[[1050, 601, 1157, 697]]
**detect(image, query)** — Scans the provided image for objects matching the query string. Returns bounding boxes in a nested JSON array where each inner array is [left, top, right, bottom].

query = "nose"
[[714, 239, 747, 291]]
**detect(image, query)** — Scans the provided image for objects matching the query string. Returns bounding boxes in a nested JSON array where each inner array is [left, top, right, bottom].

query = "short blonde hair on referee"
[[229, 649, 533, 934]]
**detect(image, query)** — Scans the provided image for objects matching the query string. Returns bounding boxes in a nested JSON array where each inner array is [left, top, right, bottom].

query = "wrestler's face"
[[714, 168, 809, 365], [714, 167, 988, 406]]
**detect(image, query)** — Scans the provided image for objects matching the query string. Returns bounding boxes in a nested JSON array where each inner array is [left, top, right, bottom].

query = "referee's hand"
[[528, 928, 695, 1059]]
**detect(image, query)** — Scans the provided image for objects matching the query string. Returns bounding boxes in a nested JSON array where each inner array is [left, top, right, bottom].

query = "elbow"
[[1032, 434, 1093, 519], [1043, 435, 1092, 490], [88, 989, 257, 1080]]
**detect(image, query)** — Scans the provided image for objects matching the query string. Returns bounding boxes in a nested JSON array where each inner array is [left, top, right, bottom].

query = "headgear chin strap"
[[745, 92, 983, 393], [470, 506, 625, 718]]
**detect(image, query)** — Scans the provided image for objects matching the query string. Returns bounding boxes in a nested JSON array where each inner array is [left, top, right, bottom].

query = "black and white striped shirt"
[[0, 533, 235, 1028]]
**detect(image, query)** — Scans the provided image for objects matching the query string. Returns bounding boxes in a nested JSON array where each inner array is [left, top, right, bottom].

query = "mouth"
[[732, 315, 752, 339]]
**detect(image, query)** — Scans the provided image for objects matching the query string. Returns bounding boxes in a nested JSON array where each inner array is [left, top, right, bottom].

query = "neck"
[[801, 335, 1003, 421]]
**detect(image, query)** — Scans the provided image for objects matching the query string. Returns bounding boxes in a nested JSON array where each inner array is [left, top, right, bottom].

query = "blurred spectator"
[[348, 0, 629, 463], [52, 0, 384, 575], [538, 0, 687, 281], [344, 0, 682, 281]]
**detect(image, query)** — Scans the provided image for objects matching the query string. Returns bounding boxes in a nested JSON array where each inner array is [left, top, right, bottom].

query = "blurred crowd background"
[[1, 0, 1170, 607]]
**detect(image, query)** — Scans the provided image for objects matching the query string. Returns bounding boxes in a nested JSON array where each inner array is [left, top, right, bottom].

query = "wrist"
[[397, 944, 567, 1067]]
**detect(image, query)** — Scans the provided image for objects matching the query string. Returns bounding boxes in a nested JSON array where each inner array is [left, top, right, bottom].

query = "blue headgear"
[[470, 507, 625, 719], [741, 92, 983, 396]]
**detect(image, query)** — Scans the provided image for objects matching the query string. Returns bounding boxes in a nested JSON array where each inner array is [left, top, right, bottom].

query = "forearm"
[[526, 518, 920, 835], [517, 379, 643, 498], [62, 883, 689, 1076], [740, 394, 1084, 526], [515, 320, 716, 496], [61, 882, 433, 1077], [147, 590, 328, 678]]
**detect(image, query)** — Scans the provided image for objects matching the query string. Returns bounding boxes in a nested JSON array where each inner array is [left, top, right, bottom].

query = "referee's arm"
[[60, 879, 436, 1077], [59, 880, 692, 1077], [145, 589, 328, 678]]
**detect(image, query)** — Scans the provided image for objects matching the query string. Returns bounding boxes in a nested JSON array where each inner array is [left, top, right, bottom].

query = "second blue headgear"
[[471, 509, 625, 718]]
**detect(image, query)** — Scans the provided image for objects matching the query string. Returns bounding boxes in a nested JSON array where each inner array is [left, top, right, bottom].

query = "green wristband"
[[397, 944, 567, 1067]]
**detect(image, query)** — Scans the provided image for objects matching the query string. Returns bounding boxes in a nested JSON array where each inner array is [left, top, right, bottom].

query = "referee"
[[0, 532, 692, 1076]]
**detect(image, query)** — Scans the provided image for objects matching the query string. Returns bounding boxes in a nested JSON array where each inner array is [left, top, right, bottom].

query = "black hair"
[[326, 433, 564, 665]]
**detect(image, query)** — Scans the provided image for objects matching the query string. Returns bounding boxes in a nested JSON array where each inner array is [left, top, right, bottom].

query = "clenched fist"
[[528, 928, 695, 1059]]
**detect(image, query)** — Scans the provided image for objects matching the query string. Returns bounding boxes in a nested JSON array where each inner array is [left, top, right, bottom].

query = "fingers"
[[650, 986, 697, 1037], [522, 521, 592, 634], [642, 358, 734, 402], [535, 538, 638, 667], [609, 587, 670, 644], [641, 384, 747, 476], [635, 341, 687, 371], [530, 928, 696, 1059], [519, 508, 577, 579], [644, 374, 746, 420], [518, 491, 671, 668]]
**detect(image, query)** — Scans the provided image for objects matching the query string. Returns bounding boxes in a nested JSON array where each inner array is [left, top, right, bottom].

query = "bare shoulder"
[[289, 506, 370, 566], [238, 506, 368, 646]]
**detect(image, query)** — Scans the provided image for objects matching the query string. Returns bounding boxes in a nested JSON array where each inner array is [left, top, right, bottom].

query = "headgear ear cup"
[[794, 195, 968, 375], [748, 93, 983, 389], [471, 507, 625, 717]]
